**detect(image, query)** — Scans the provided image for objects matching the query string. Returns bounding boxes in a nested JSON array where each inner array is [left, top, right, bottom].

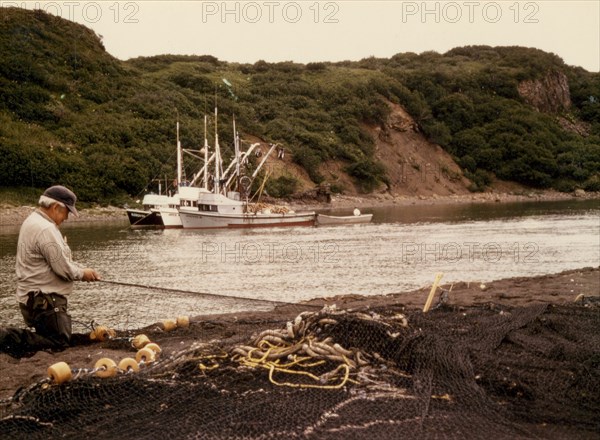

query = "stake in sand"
[[423, 273, 444, 313]]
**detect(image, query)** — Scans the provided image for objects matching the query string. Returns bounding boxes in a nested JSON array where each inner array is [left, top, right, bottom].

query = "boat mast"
[[233, 116, 240, 192], [214, 103, 221, 195], [176, 116, 182, 188], [203, 114, 209, 190], [252, 143, 277, 178]]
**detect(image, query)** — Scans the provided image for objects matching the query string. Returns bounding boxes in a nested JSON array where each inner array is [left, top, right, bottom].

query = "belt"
[[27, 291, 66, 313]]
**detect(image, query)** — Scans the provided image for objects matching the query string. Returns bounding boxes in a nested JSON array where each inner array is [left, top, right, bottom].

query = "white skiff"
[[316, 213, 373, 225]]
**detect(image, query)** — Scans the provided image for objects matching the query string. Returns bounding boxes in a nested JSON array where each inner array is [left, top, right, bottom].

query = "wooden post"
[[423, 273, 444, 313]]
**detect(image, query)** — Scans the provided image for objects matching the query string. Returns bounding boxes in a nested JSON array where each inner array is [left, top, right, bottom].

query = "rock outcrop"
[[517, 70, 572, 113]]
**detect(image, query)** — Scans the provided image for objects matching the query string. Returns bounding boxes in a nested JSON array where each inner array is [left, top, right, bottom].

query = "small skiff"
[[316, 212, 373, 225]]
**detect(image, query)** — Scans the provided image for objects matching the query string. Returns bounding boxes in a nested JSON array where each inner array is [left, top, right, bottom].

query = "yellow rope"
[[196, 353, 227, 372], [247, 346, 273, 363], [266, 363, 322, 382], [199, 328, 358, 390], [268, 363, 350, 389], [198, 362, 219, 372], [239, 346, 353, 389]]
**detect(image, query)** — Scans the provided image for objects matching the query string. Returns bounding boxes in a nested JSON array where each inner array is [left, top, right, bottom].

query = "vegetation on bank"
[[0, 8, 599, 204]]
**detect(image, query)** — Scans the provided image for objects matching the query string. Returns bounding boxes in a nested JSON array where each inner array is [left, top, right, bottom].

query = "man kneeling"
[[4, 185, 101, 354]]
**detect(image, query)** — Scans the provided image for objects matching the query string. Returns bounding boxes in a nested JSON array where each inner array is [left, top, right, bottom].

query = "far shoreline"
[[1, 189, 598, 227], [295, 188, 600, 211]]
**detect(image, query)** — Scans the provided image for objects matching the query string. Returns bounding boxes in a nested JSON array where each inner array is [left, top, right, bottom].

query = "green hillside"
[[1, 8, 598, 204]]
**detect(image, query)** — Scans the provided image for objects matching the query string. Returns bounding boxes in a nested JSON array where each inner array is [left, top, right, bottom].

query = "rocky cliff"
[[517, 70, 572, 113]]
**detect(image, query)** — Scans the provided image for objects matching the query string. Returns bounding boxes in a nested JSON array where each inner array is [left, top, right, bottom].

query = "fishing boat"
[[126, 193, 175, 229], [155, 186, 213, 228], [179, 108, 316, 229], [126, 119, 186, 229], [153, 117, 214, 229], [129, 118, 210, 229], [179, 192, 315, 229], [156, 114, 262, 228], [316, 209, 373, 226]]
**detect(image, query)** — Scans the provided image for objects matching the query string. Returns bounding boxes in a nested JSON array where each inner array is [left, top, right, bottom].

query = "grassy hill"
[[1, 8, 599, 204]]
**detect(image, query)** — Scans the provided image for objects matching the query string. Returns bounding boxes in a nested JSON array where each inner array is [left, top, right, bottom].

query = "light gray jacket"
[[15, 210, 84, 303]]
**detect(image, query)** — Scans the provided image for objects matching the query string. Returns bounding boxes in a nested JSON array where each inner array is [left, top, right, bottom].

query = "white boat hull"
[[317, 213, 373, 225], [180, 209, 316, 229], [155, 207, 182, 228]]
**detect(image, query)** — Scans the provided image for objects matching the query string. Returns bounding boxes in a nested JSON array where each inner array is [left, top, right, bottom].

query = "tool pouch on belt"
[[30, 293, 72, 347]]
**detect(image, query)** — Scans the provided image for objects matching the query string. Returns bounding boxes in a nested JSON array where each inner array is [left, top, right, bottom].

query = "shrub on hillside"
[[266, 175, 299, 198], [345, 159, 386, 192]]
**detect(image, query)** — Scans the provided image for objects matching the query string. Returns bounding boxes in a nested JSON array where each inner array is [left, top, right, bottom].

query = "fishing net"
[[0, 301, 599, 439]]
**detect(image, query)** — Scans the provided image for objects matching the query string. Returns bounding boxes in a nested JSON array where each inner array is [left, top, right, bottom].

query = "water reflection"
[[330, 198, 600, 224]]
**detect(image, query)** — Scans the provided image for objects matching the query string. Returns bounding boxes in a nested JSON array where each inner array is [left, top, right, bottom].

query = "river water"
[[1, 199, 598, 330]]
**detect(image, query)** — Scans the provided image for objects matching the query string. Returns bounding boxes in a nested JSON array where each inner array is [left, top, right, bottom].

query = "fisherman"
[[0, 185, 101, 355]]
